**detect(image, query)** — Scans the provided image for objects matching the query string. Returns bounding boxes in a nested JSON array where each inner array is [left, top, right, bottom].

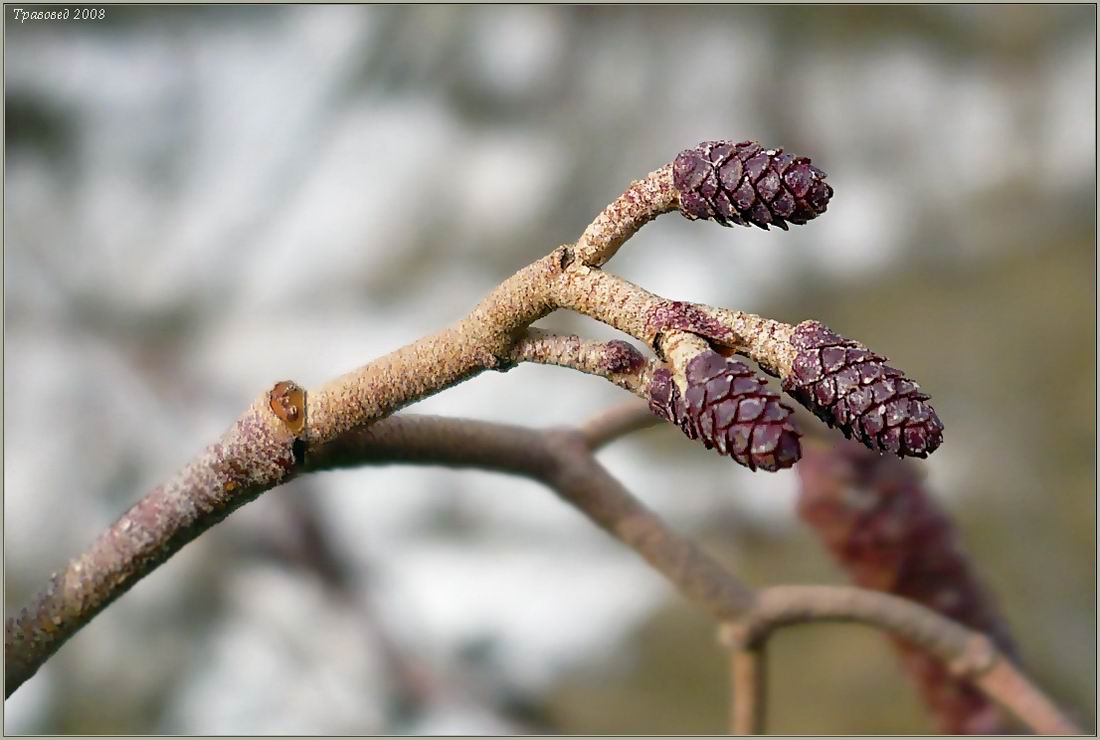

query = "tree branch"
[[7, 141, 1070, 735], [578, 399, 660, 450], [5, 409, 1082, 735]]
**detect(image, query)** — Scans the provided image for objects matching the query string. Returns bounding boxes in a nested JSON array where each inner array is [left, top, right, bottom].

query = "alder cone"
[[797, 441, 1016, 734], [648, 351, 801, 472], [782, 321, 944, 458], [673, 139, 833, 230]]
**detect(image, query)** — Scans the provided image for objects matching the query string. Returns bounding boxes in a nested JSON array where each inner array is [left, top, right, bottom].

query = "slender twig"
[[572, 163, 678, 267], [728, 641, 768, 736], [510, 329, 657, 395], [721, 585, 1082, 736], [578, 399, 660, 450], [5, 407, 1082, 735], [310, 416, 1082, 736]]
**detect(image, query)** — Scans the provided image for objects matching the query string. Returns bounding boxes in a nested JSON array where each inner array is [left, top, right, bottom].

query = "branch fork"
[[7, 139, 1074, 735]]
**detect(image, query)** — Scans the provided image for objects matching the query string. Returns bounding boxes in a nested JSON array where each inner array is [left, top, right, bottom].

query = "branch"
[[720, 586, 1082, 735], [4, 140, 953, 719], [4, 138, 857, 696], [728, 640, 767, 735], [6, 407, 1081, 735], [307, 414, 757, 621], [306, 416, 1087, 736], [578, 399, 660, 450]]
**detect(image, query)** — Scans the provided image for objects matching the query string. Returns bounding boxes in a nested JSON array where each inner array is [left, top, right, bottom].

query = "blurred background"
[[3, 5, 1095, 734]]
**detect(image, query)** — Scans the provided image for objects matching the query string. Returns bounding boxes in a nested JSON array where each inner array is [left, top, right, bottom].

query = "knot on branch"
[[782, 321, 944, 458], [673, 140, 833, 230], [648, 350, 801, 472]]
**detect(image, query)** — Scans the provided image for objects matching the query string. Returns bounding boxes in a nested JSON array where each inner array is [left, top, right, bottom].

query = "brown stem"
[[307, 418, 1087, 736], [728, 642, 768, 735], [975, 658, 1082, 736], [572, 163, 678, 267], [4, 391, 299, 696], [307, 415, 757, 620], [6, 410, 1082, 736]]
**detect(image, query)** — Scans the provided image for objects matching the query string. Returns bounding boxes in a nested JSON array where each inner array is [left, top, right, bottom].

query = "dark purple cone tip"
[[781, 321, 944, 458], [648, 351, 802, 472], [672, 140, 833, 230]]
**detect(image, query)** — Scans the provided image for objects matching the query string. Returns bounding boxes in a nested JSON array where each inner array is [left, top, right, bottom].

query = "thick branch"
[[4, 391, 299, 696], [7, 192, 804, 697]]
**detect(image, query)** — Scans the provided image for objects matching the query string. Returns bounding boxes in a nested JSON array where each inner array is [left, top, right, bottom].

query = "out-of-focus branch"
[[727, 637, 767, 736], [307, 414, 757, 620], [314, 415, 1083, 736], [720, 585, 1081, 736], [578, 399, 660, 450], [5, 405, 1081, 735]]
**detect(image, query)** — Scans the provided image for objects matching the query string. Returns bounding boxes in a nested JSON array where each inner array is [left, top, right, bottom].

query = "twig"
[[722, 585, 1082, 735], [295, 416, 1086, 736], [578, 399, 660, 450], [726, 634, 768, 735], [5, 407, 1081, 735]]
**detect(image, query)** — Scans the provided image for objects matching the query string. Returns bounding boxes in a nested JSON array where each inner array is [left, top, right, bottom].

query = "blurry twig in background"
[[315, 410, 1081, 736], [727, 639, 767, 735], [239, 488, 438, 723]]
